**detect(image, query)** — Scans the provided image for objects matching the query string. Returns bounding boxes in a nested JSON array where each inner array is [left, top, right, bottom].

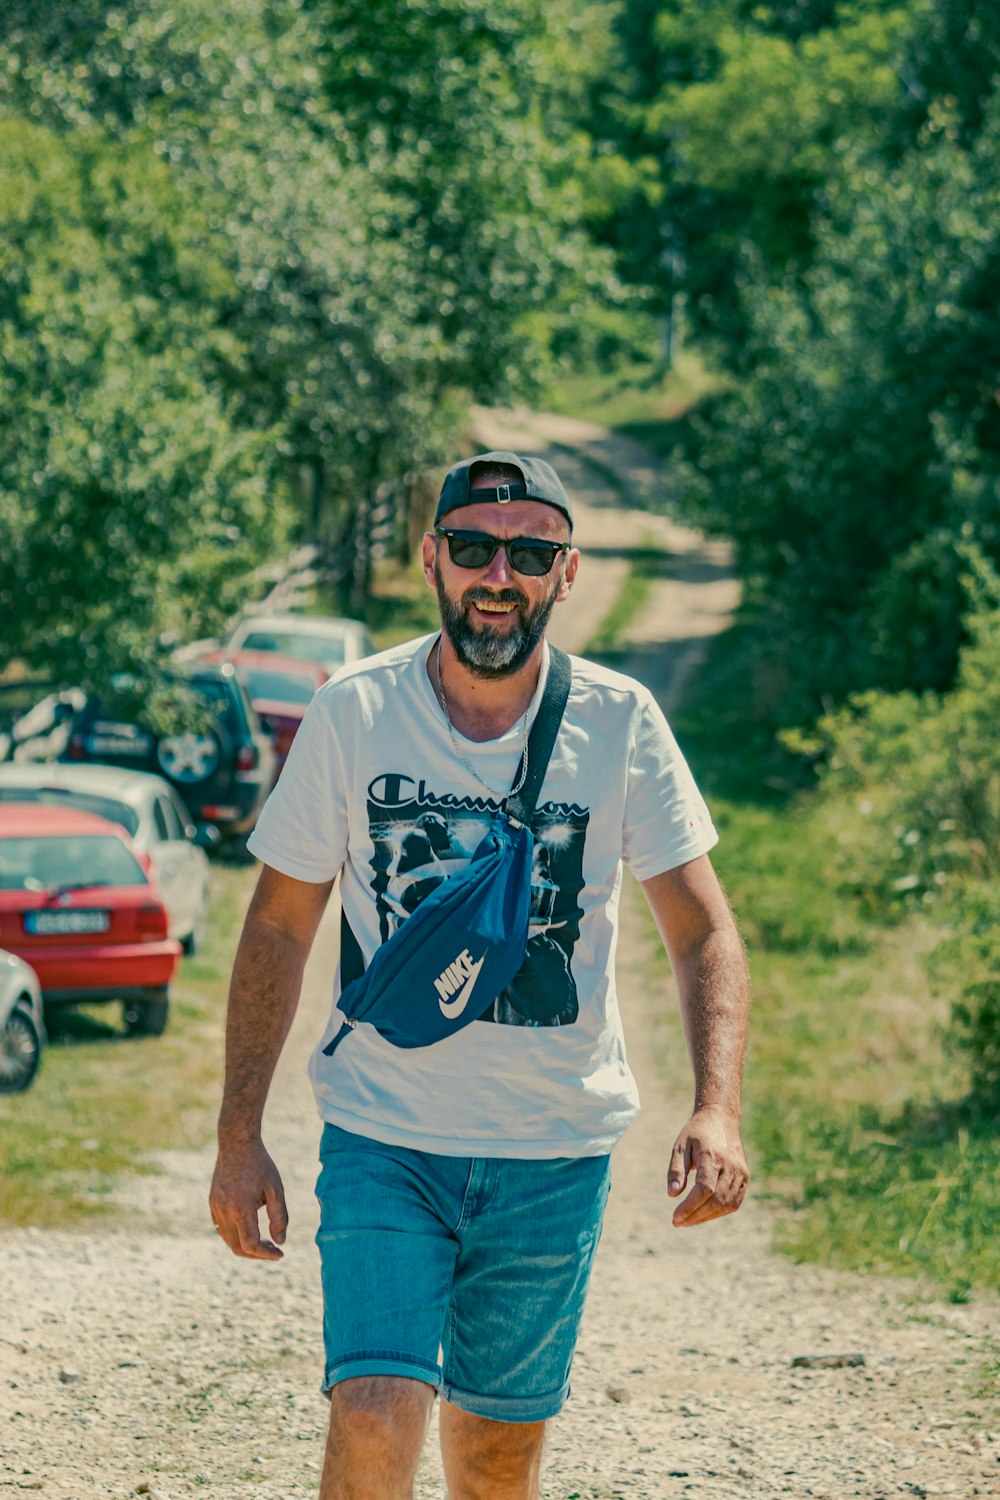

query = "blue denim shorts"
[[315, 1123, 611, 1423]]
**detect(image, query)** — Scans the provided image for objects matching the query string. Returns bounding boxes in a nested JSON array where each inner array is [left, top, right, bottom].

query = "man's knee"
[[327, 1375, 435, 1457]]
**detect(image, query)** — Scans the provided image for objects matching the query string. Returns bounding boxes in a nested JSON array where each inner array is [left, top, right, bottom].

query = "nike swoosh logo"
[[438, 955, 486, 1019]]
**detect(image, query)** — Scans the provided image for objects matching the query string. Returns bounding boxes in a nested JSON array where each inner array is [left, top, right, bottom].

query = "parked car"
[[197, 650, 327, 774], [0, 764, 212, 953], [221, 612, 376, 675], [0, 804, 181, 1036], [0, 947, 45, 1093], [61, 663, 275, 840]]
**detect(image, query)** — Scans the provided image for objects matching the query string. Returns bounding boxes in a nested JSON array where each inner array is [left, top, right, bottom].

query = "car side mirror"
[[192, 822, 223, 851]]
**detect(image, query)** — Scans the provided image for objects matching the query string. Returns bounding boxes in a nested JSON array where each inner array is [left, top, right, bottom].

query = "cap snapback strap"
[[467, 482, 529, 506]]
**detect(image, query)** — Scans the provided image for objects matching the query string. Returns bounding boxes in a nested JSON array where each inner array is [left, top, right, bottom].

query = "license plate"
[[25, 910, 111, 935], [88, 733, 152, 756]]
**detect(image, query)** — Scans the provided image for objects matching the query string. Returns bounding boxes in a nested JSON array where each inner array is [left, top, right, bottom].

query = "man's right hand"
[[209, 1136, 289, 1261]]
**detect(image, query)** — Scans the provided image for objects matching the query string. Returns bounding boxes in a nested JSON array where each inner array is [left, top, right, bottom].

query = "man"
[[210, 451, 750, 1500]]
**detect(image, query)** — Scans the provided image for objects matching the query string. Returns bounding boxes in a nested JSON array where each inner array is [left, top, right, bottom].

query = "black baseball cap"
[[435, 451, 574, 530]]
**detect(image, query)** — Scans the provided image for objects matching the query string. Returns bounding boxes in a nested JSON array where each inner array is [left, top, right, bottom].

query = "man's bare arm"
[[209, 865, 334, 1261], [640, 854, 751, 1227]]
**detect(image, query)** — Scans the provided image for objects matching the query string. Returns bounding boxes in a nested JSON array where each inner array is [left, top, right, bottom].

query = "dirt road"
[[2, 411, 997, 1499]]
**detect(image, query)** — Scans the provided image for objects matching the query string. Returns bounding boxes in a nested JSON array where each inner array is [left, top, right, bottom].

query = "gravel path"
[[2, 411, 997, 1499]]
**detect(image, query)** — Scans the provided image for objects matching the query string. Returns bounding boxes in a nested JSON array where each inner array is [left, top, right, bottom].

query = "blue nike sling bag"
[[322, 646, 572, 1056]]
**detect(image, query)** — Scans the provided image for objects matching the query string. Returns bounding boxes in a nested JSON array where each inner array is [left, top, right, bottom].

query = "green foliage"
[[598, 0, 912, 343], [0, 116, 284, 699], [652, 3, 907, 338], [586, 1, 1000, 720], [893, 0, 1000, 146], [539, 348, 717, 436], [933, 886, 1000, 1106], [670, 621, 1000, 1294], [680, 93, 1000, 714], [766, 1096, 1000, 1296], [0, 0, 622, 409], [717, 819, 998, 1297], [573, 2, 1000, 1285], [790, 587, 1000, 901], [601, 0, 1000, 347], [0, 0, 629, 659], [785, 592, 1000, 1108], [584, 536, 665, 654]]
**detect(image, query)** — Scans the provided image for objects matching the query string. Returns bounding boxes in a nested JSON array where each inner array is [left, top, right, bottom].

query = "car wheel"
[[0, 1005, 42, 1093], [157, 727, 225, 784], [122, 989, 170, 1037]]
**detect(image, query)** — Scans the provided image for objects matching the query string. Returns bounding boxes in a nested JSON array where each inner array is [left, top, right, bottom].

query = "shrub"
[[786, 587, 1000, 1107], [931, 885, 1000, 1110]]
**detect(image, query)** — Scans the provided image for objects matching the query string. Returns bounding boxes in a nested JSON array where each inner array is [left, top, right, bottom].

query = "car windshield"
[[243, 668, 316, 705], [241, 631, 346, 667], [0, 787, 140, 836], [0, 835, 146, 891]]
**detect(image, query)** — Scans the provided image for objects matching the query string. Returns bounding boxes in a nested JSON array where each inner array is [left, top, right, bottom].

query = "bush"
[[787, 578, 1000, 905], [931, 885, 1000, 1110], [787, 589, 1000, 1107], [683, 94, 1000, 719], [953, 978, 1000, 1105]]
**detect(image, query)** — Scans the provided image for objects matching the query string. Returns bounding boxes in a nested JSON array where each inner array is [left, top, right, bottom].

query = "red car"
[[0, 804, 181, 1036], [199, 650, 327, 774]]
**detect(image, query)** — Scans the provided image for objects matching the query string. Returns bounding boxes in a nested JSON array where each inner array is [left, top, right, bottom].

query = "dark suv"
[[62, 664, 276, 839]]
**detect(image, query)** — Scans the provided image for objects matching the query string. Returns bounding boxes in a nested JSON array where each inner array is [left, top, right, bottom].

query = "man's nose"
[[481, 542, 515, 586]]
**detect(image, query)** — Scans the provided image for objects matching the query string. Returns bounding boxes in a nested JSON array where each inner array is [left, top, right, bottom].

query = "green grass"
[[540, 351, 717, 433], [584, 535, 669, 657], [0, 862, 256, 1227], [538, 350, 720, 490], [667, 622, 1000, 1299]]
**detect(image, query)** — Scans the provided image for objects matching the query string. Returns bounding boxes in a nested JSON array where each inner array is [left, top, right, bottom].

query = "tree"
[[684, 88, 1000, 715], [594, 0, 910, 355], [0, 0, 624, 614], [0, 118, 284, 697]]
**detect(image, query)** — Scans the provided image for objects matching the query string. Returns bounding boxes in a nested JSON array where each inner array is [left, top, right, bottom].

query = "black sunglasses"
[[435, 527, 570, 578]]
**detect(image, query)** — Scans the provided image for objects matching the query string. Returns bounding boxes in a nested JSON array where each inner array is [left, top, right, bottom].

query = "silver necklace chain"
[[434, 637, 530, 802]]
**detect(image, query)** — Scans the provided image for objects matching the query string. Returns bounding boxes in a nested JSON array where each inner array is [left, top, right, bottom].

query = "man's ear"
[[421, 532, 437, 589], [555, 547, 579, 604]]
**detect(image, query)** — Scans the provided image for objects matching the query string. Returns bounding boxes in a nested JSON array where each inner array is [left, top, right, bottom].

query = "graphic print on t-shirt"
[[366, 773, 589, 1027]]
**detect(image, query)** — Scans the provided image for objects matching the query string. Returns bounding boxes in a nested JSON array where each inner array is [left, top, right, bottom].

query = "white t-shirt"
[[247, 634, 718, 1158]]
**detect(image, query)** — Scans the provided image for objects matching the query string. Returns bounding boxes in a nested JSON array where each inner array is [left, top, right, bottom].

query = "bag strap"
[[503, 646, 572, 828]]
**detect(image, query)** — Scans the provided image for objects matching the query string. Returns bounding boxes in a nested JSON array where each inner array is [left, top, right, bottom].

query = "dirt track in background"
[[2, 411, 997, 1500]]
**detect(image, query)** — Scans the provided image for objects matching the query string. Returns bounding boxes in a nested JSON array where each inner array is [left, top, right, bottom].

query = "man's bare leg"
[[439, 1400, 546, 1500], [321, 1376, 436, 1500]]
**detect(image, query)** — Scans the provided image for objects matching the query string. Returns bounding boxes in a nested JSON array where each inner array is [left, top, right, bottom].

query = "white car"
[[222, 613, 376, 676], [0, 764, 211, 954], [0, 948, 44, 1093]]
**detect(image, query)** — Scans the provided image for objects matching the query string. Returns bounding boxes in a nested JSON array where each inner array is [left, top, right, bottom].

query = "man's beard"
[[434, 565, 559, 679]]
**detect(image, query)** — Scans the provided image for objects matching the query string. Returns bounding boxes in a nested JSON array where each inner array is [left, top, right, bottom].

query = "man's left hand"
[[667, 1105, 749, 1227]]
